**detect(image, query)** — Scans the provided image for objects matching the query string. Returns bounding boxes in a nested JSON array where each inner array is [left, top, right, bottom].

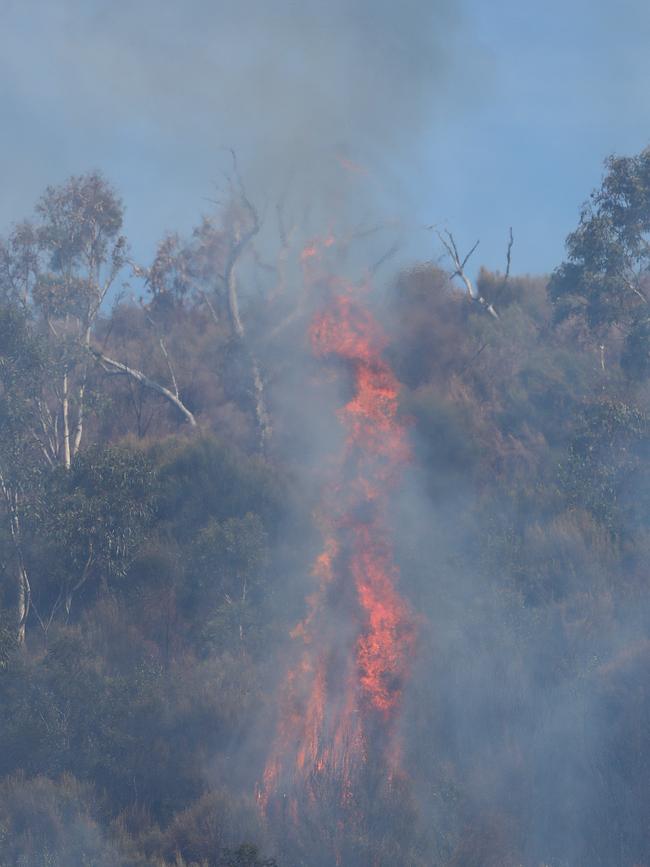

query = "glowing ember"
[[260, 235, 416, 830]]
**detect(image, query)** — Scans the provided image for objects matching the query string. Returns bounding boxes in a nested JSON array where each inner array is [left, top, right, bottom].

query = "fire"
[[300, 234, 336, 262], [337, 154, 369, 176], [260, 235, 416, 835]]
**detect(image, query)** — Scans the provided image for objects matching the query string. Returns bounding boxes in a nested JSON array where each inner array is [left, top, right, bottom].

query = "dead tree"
[[436, 229, 501, 319], [222, 150, 272, 450]]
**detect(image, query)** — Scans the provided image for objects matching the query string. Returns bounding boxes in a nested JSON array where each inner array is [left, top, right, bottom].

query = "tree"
[[561, 401, 650, 536], [29, 445, 156, 624], [92, 182, 266, 437], [0, 304, 48, 641], [549, 146, 650, 373], [191, 513, 269, 652], [0, 172, 127, 469]]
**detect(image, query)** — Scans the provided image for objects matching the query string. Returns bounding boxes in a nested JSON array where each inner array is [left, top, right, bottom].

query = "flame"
[[260, 234, 416, 838], [300, 233, 336, 262], [337, 155, 369, 176]]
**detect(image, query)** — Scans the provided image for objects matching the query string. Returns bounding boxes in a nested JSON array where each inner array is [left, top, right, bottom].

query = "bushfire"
[[260, 237, 416, 834]]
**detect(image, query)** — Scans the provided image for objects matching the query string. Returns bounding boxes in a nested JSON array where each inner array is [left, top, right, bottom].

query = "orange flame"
[[260, 235, 416, 835]]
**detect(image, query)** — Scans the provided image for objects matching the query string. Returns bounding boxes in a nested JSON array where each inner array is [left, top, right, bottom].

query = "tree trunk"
[[16, 562, 30, 645], [62, 370, 71, 470], [226, 228, 272, 448], [72, 326, 92, 461], [0, 475, 31, 644]]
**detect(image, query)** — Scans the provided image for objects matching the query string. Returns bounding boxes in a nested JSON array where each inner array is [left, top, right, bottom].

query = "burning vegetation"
[[2, 144, 650, 867], [261, 246, 416, 842]]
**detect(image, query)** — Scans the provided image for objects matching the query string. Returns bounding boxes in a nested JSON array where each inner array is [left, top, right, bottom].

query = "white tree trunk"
[[62, 370, 71, 470], [226, 226, 271, 448], [0, 475, 31, 644], [16, 562, 30, 645]]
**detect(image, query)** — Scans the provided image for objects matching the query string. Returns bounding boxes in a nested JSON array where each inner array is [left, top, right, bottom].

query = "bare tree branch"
[[198, 289, 220, 326], [491, 227, 515, 309], [143, 310, 182, 400], [435, 228, 499, 319], [368, 241, 401, 278], [220, 151, 271, 449], [65, 541, 95, 618], [90, 348, 197, 427]]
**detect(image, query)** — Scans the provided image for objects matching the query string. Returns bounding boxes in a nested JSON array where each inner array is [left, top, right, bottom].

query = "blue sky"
[[1, 0, 649, 278]]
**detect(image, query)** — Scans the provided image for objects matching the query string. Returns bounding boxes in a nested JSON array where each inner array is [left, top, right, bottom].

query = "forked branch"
[[436, 229, 499, 319]]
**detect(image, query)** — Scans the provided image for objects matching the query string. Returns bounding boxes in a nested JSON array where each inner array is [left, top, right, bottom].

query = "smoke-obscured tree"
[[106, 160, 280, 443], [94, 187, 270, 442], [192, 513, 269, 653], [0, 773, 121, 867]]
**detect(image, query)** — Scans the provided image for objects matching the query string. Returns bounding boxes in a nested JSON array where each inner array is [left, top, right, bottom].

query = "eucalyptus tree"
[[550, 146, 650, 376], [32, 446, 156, 622], [0, 171, 127, 468], [0, 305, 46, 641], [0, 173, 128, 640]]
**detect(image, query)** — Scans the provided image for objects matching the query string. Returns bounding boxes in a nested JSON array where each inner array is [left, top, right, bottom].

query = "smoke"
[[7, 4, 649, 865], [18, 0, 457, 147], [0, 0, 472, 249]]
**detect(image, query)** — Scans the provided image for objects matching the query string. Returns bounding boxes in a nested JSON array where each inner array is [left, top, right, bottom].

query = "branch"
[[436, 229, 499, 319], [623, 274, 649, 304], [221, 151, 270, 448], [368, 241, 401, 278], [505, 226, 514, 279], [31, 585, 64, 636], [223, 161, 261, 338], [27, 427, 55, 467], [490, 227, 515, 309], [65, 542, 95, 617], [157, 336, 180, 398], [273, 201, 297, 298], [90, 347, 197, 426], [457, 340, 490, 377], [198, 289, 220, 326]]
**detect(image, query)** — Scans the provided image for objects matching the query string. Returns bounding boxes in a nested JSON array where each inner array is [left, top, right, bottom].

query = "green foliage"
[[0, 303, 47, 454], [18, 445, 157, 620], [0, 611, 16, 671], [621, 314, 650, 379], [549, 147, 650, 328], [561, 401, 650, 535], [190, 514, 269, 653], [34, 172, 126, 318], [146, 217, 227, 311], [155, 436, 284, 539], [39, 445, 156, 574]]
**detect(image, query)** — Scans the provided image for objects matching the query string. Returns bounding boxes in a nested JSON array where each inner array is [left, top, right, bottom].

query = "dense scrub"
[[2, 153, 650, 865]]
